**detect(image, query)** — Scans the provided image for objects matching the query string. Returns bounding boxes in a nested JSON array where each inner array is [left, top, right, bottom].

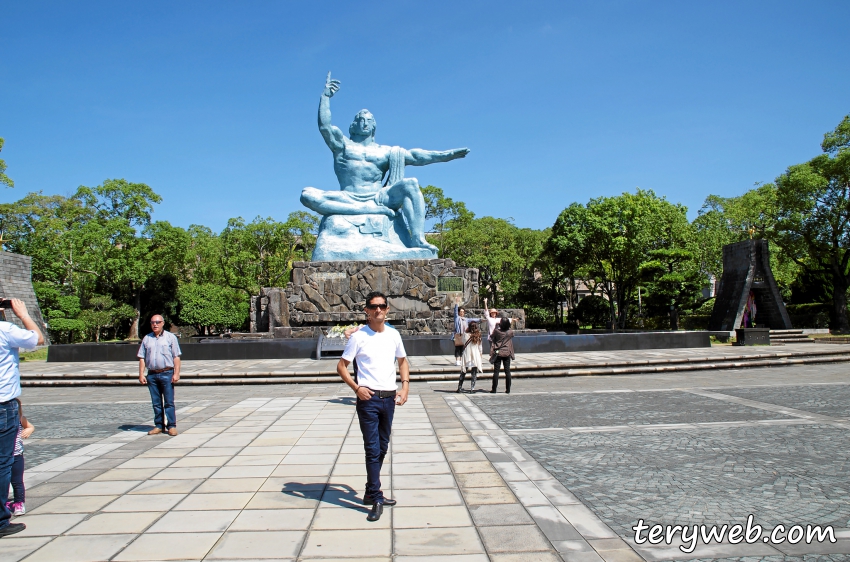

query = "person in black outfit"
[[489, 317, 515, 393]]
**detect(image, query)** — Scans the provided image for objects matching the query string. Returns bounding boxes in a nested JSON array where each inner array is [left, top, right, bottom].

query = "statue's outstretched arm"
[[318, 72, 344, 153], [405, 147, 470, 166]]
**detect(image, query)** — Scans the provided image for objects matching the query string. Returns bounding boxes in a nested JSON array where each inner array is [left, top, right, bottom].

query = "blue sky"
[[2, 1, 848, 232]]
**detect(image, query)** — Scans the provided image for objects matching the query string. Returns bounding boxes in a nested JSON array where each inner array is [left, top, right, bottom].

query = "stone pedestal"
[[735, 328, 770, 346], [249, 259, 526, 337]]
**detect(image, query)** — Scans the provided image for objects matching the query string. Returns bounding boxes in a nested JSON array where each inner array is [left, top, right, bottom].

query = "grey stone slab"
[[478, 524, 555, 553], [528, 505, 584, 541], [469, 503, 535, 526], [42, 469, 108, 483]]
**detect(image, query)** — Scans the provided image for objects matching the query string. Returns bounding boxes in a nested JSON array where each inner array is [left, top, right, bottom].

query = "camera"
[[0, 299, 12, 309]]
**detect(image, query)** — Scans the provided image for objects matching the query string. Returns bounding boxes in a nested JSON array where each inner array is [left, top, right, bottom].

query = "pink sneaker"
[[10, 502, 25, 516]]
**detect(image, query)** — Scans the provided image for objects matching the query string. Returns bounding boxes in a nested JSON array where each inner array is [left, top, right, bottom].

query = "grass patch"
[[20, 347, 48, 362]]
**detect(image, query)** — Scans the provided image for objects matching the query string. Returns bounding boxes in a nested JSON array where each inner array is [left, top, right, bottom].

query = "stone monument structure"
[[0, 251, 49, 340], [251, 259, 527, 338], [245, 74, 526, 340], [709, 239, 792, 331], [300, 73, 469, 261]]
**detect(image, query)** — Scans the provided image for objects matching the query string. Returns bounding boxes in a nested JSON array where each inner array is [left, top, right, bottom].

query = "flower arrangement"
[[326, 323, 360, 339]]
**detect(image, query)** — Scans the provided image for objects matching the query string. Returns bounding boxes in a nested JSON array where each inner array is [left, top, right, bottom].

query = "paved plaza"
[[4, 363, 850, 561]]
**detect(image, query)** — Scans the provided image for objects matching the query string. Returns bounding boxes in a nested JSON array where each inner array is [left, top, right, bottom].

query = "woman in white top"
[[457, 321, 484, 393]]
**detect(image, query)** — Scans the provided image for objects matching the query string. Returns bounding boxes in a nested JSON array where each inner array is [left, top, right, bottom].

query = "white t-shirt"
[[485, 316, 500, 337], [342, 324, 406, 391], [0, 322, 40, 402]]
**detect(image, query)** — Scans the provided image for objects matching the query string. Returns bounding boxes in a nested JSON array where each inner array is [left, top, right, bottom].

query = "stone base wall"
[[250, 259, 526, 338], [0, 251, 48, 342]]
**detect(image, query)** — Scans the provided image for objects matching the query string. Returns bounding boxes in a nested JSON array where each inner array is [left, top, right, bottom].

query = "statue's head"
[[349, 109, 376, 139]]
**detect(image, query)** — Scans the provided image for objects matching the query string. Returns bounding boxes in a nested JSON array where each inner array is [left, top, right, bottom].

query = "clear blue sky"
[[2, 1, 848, 231]]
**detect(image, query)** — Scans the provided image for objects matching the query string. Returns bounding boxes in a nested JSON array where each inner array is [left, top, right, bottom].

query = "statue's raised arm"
[[405, 147, 470, 166], [318, 72, 344, 153]]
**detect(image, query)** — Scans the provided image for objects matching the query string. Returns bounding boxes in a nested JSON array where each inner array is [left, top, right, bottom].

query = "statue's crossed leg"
[[301, 178, 437, 251]]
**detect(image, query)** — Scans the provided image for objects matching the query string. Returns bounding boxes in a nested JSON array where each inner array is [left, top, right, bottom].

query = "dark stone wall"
[[709, 240, 792, 331], [47, 330, 709, 362], [0, 251, 48, 340]]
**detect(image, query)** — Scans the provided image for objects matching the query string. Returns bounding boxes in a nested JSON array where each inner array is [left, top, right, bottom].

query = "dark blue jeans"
[[0, 399, 19, 529], [356, 393, 395, 504], [147, 371, 176, 430], [11, 455, 24, 502]]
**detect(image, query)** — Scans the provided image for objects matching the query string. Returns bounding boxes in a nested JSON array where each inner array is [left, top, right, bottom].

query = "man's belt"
[[373, 390, 397, 399], [148, 368, 173, 374]]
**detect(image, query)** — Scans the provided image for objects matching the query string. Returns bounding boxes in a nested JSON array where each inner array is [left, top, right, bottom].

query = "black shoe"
[[506, 390, 510, 394], [0, 522, 25, 538], [456, 386, 463, 393], [363, 495, 396, 506], [367, 502, 383, 521], [490, 389, 497, 393]]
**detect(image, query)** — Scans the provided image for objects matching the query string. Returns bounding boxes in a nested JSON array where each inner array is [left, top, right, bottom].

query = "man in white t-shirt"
[[0, 299, 43, 537], [337, 291, 409, 522]]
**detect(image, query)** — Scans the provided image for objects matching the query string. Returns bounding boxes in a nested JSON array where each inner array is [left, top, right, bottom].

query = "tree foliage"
[[1, 181, 318, 342], [0, 138, 13, 188], [772, 115, 850, 332], [176, 283, 248, 335]]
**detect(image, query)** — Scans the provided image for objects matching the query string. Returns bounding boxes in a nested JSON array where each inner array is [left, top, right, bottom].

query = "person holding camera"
[[0, 298, 44, 537]]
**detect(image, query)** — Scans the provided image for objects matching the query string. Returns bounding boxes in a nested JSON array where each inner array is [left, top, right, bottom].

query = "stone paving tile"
[[25, 533, 138, 562], [66, 511, 163, 534], [146, 509, 239, 533], [12, 513, 88, 537], [472, 390, 795, 430], [102, 492, 187, 512], [29, 494, 118, 514], [1, 536, 54, 562], [716, 384, 850, 419], [113, 531, 223, 560], [393, 505, 473, 528], [128, 478, 204, 494], [302, 529, 392, 558], [393, 527, 485, 556], [479, 524, 556, 552]]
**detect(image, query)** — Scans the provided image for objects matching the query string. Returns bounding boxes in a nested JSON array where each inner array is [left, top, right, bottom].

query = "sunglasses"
[[365, 303, 389, 310], [151, 321, 163, 325]]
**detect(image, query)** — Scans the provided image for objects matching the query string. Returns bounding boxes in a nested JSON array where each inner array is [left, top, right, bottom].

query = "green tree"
[[35, 285, 86, 344], [219, 212, 318, 296], [553, 190, 677, 329], [636, 205, 705, 329], [441, 214, 526, 305], [0, 138, 13, 188], [73, 179, 163, 339], [421, 185, 469, 255], [548, 204, 596, 328], [78, 294, 134, 342], [177, 283, 249, 335], [772, 115, 850, 332]]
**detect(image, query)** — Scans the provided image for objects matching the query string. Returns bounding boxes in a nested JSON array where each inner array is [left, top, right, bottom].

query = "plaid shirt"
[[137, 331, 182, 371]]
